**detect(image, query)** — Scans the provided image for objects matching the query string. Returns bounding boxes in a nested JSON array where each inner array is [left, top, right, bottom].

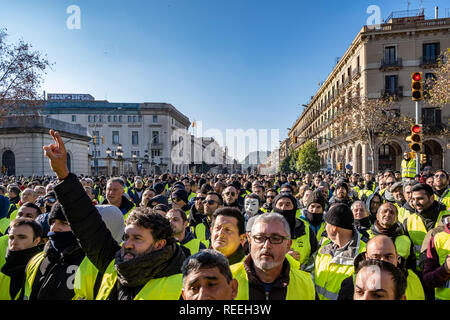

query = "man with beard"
[[299, 189, 327, 243], [329, 181, 353, 207], [166, 208, 206, 257], [364, 192, 382, 224], [42, 130, 186, 300], [404, 183, 449, 273], [0, 218, 42, 300], [23, 202, 85, 300], [222, 185, 243, 212], [230, 212, 316, 300], [433, 169, 449, 210], [272, 192, 318, 270]]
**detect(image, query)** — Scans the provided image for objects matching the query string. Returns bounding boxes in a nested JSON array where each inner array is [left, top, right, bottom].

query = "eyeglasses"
[[386, 182, 394, 186], [224, 192, 236, 196], [203, 199, 218, 205], [266, 195, 275, 199], [434, 174, 446, 178], [45, 198, 56, 203], [251, 234, 290, 244]]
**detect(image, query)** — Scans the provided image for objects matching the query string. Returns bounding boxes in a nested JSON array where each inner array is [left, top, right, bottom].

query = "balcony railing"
[[380, 58, 403, 70], [420, 55, 440, 67], [352, 66, 361, 79], [381, 86, 403, 99]]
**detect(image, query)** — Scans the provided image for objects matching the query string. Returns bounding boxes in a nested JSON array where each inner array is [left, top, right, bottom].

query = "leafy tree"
[[425, 49, 450, 109], [296, 140, 320, 173]]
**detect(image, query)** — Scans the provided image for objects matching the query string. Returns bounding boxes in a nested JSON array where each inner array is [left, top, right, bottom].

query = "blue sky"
[[1, 0, 448, 160]]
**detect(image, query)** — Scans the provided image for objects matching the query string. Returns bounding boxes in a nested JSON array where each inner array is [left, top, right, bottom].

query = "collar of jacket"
[[402, 201, 415, 213], [371, 221, 404, 238], [180, 229, 195, 245], [1, 246, 42, 277], [242, 254, 290, 290], [319, 230, 361, 266], [114, 238, 185, 288], [227, 245, 246, 265]]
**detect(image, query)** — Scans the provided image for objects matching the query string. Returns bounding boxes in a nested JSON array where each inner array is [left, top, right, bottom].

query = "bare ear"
[[230, 279, 239, 300], [33, 237, 42, 246], [154, 239, 166, 251]]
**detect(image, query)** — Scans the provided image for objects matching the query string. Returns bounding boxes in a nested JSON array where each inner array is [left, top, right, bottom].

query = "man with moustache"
[[42, 130, 186, 300]]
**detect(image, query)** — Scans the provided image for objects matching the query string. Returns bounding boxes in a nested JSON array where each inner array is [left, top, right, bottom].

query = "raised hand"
[[42, 129, 69, 180]]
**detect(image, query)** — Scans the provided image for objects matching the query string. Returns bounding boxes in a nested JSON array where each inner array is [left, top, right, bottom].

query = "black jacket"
[[28, 241, 85, 300], [54, 173, 185, 300]]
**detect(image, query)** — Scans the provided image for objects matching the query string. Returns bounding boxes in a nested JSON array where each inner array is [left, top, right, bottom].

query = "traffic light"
[[93, 136, 97, 144], [411, 72, 423, 101], [420, 153, 427, 164], [407, 124, 423, 153], [102, 136, 105, 144], [337, 162, 342, 171]]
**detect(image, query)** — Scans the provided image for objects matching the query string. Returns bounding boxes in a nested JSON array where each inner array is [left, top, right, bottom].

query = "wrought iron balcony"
[[381, 86, 403, 99], [380, 58, 402, 70]]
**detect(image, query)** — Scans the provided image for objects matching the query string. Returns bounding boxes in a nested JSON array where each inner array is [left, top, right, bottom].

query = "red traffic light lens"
[[411, 125, 421, 133], [412, 73, 422, 81]]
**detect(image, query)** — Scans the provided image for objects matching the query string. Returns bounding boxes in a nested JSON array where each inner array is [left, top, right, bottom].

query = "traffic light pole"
[[415, 100, 421, 175]]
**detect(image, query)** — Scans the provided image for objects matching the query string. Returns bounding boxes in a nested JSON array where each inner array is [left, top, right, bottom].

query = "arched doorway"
[[378, 142, 402, 172], [423, 140, 443, 170], [2, 150, 15, 176]]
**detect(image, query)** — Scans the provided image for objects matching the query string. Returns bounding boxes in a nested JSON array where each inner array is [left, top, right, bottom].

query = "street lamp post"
[[106, 147, 112, 177], [132, 153, 137, 175], [116, 144, 123, 175]]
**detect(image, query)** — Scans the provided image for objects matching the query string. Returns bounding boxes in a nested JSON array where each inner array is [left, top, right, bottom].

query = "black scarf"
[[273, 207, 297, 233], [354, 216, 372, 229], [305, 210, 324, 227], [114, 239, 185, 288], [1, 246, 42, 299]]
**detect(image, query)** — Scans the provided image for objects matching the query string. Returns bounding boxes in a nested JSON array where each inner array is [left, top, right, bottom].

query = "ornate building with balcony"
[[287, 8, 449, 174]]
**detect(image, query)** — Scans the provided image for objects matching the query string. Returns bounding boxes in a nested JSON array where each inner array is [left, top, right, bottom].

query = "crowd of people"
[[0, 129, 448, 301]]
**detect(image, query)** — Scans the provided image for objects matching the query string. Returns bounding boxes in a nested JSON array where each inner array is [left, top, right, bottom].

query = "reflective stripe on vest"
[[23, 251, 45, 300], [0, 235, 8, 269], [401, 160, 416, 178], [433, 230, 450, 300], [95, 260, 182, 300], [314, 234, 367, 300], [230, 258, 315, 300], [397, 207, 412, 224], [73, 257, 100, 300], [406, 210, 448, 269]]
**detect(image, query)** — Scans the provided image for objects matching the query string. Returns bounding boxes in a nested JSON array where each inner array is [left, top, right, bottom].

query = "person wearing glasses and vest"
[[42, 130, 186, 300], [314, 203, 368, 300], [231, 212, 316, 300]]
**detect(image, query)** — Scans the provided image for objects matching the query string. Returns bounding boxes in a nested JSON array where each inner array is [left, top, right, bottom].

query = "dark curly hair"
[[126, 207, 174, 241]]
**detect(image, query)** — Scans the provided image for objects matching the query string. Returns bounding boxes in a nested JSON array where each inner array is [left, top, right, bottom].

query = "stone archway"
[[423, 139, 444, 170], [378, 141, 402, 172], [2, 150, 15, 176]]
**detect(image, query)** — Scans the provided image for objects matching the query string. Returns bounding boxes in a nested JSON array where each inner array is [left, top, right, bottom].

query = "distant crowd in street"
[[0, 130, 448, 301]]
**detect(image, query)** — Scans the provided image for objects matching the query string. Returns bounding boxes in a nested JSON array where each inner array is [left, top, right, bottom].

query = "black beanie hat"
[[324, 203, 353, 230], [48, 202, 66, 225], [172, 188, 188, 204], [335, 181, 349, 192], [306, 189, 327, 210]]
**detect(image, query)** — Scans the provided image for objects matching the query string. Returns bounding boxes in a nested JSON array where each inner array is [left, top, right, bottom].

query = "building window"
[[128, 116, 132, 122], [113, 115, 117, 123], [423, 108, 441, 126], [153, 115, 158, 123], [132, 131, 139, 145], [133, 116, 137, 123], [99, 115, 103, 122], [385, 75, 398, 94], [119, 115, 122, 122], [88, 115, 92, 122], [138, 115, 142, 122], [423, 43, 440, 62], [72, 115, 76, 122], [152, 131, 159, 144], [112, 131, 119, 144], [93, 115, 97, 122], [108, 115, 112, 122], [151, 149, 161, 157], [384, 46, 396, 63]]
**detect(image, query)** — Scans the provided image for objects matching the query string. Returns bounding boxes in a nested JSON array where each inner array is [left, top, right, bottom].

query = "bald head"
[[365, 235, 399, 267]]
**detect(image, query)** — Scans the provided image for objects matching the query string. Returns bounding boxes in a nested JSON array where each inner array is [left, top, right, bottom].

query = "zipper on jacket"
[[265, 291, 269, 300]]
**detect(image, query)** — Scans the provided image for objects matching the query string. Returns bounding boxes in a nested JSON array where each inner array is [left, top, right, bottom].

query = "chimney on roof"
[[435, 6, 438, 19]]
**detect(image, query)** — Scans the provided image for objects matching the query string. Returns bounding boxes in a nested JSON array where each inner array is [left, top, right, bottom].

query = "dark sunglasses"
[[195, 197, 206, 201], [434, 174, 446, 178], [203, 199, 218, 205], [224, 192, 236, 196]]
